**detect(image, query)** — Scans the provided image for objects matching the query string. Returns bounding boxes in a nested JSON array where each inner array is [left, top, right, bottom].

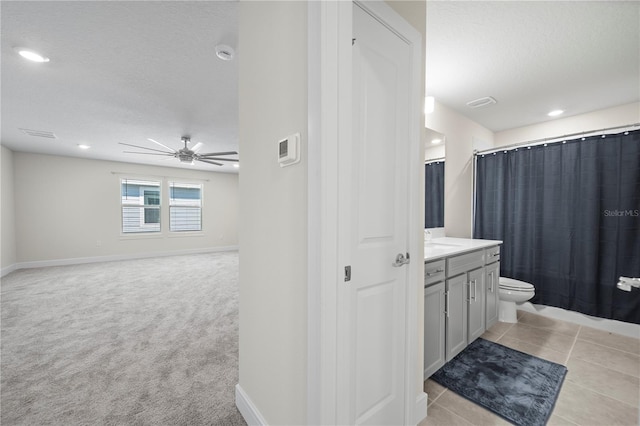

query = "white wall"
[[425, 101, 494, 237], [494, 102, 640, 147], [237, 3, 426, 423], [237, 2, 308, 425], [1, 146, 17, 274], [425, 144, 445, 161], [11, 152, 238, 266]]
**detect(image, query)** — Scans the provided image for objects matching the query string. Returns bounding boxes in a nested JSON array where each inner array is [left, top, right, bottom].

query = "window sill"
[[119, 233, 164, 241], [119, 231, 205, 240], [168, 231, 205, 238]]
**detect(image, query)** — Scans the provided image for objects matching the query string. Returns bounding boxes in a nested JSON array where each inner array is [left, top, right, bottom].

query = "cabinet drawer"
[[446, 250, 484, 278], [485, 246, 500, 264], [424, 259, 446, 285]]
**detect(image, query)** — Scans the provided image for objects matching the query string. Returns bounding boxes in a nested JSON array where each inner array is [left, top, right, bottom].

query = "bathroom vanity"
[[423, 237, 502, 379]]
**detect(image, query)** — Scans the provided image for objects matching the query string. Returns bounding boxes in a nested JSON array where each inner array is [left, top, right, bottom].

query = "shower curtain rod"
[[474, 122, 640, 156], [425, 157, 445, 164]]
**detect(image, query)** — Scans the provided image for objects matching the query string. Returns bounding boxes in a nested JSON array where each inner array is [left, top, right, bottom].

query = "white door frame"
[[307, 1, 426, 424]]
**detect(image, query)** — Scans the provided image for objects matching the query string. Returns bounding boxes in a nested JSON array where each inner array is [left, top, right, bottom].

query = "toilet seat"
[[499, 277, 534, 291]]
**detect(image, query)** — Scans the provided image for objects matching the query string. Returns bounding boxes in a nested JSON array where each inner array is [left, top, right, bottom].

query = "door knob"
[[392, 252, 410, 267]]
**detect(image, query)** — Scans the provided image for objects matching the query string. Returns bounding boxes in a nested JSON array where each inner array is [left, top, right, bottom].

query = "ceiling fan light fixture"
[[215, 44, 235, 61], [179, 152, 193, 163], [233, 163, 240, 168], [120, 137, 238, 167], [14, 47, 50, 63]]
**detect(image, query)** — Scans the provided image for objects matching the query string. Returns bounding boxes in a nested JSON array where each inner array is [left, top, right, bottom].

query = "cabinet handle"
[[473, 280, 478, 302], [445, 291, 449, 318], [489, 271, 494, 292], [468, 279, 477, 302], [426, 268, 444, 277]]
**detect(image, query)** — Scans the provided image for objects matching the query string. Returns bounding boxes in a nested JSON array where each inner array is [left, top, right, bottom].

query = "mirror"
[[424, 128, 445, 229]]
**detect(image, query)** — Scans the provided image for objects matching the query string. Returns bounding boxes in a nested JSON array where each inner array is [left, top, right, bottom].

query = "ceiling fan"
[[120, 136, 238, 166]]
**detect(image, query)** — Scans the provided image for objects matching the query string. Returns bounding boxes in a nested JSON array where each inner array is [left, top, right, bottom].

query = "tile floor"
[[420, 311, 640, 426]]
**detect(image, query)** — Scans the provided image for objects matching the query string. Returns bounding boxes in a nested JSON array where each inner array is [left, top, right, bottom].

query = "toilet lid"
[[499, 277, 534, 291]]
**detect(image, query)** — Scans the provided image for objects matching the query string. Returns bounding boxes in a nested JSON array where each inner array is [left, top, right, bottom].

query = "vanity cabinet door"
[[445, 274, 468, 361], [485, 261, 500, 329], [467, 267, 486, 343], [424, 282, 446, 379]]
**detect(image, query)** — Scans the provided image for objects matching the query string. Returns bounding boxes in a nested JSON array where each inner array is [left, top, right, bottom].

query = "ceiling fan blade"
[[147, 138, 175, 152], [197, 158, 224, 166], [198, 151, 238, 157], [197, 157, 239, 162], [123, 151, 176, 157], [119, 142, 175, 154]]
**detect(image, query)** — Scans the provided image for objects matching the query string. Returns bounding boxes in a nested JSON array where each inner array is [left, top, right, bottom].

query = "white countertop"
[[424, 237, 502, 262]]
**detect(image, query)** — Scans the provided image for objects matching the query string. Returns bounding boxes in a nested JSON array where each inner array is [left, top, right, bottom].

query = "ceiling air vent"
[[466, 96, 497, 109], [20, 128, 57, 139]]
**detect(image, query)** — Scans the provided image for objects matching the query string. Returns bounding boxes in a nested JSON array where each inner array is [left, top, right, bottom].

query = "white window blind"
[[169, 182, 202, 232], [121, 179, 161, 233]]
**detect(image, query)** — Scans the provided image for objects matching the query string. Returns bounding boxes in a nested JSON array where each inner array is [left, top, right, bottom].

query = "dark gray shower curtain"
[[474, 129, 640, 324], [425, 162, 444, 228]]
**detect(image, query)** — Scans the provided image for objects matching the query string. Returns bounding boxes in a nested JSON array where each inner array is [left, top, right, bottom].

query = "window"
[[121, 179, 161, 233], [143, 190, 160, 224], [169, 182, 202, 232]]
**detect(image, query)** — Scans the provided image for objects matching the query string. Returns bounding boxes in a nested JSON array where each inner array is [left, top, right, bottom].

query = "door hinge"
[[352, 38, 356, 46], [344, 265, 351, 282]]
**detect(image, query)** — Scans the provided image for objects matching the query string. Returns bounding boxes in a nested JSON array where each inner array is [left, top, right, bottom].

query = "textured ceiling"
[[2, 1, 638, 170], [426, 1, 640, 132], [1, 1, 238, 172]]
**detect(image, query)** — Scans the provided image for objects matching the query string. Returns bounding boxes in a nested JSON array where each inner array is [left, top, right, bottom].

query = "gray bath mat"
[[431, 338, 567, 426]]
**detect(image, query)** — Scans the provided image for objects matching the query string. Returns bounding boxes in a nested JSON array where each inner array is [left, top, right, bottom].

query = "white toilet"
[[498, 277, 535, 323]]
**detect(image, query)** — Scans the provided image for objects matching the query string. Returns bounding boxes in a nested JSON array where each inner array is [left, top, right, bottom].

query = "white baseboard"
[[235, 384, 268, 426], [414, 391, 428, 424], [1, 263, 17, 278], [2, 246, 238, 276], [518, 302, 640, 339], [234, 386, 427, 426]]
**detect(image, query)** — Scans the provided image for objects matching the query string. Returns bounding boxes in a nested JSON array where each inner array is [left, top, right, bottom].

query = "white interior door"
[[337, 3, 413, 424]]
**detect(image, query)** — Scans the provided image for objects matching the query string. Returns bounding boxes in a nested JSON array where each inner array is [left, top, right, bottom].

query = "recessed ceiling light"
[[215, 44, 235, 61], [548, 109, 564, 117], [78, 144, 91, 150], [431, 138, 442, 145], [14, 47, 50, 63]]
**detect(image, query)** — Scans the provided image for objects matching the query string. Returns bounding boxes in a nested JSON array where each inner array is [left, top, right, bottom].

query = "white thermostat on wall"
[[278, 133, 300, 167]]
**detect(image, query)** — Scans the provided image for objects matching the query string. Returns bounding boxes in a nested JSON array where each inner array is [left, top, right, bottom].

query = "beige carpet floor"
[[1, 251, 245, 425]]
